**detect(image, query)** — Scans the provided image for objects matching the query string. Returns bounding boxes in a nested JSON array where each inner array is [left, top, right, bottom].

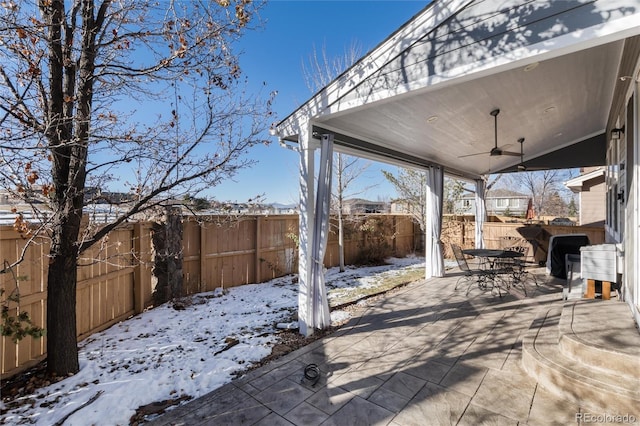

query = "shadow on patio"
[[147, 269, 638, 425]]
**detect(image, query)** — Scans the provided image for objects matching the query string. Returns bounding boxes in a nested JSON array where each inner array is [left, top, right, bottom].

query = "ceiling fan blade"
[[458, 151, 489, 158], [501, 150, 522, 156]]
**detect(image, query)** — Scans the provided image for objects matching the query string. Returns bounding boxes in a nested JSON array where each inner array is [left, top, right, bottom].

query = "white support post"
[[632, 78, 640, 325], [475, 179, 487, 249], [425, 174, 431, 280]]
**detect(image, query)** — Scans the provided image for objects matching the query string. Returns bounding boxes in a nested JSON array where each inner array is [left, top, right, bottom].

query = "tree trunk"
[[337, 154, 345, 272], [151, 208, 184, 304], [43, 0, 97, 376], [338, 209, 345, 272], [46, 220, 81, 376]]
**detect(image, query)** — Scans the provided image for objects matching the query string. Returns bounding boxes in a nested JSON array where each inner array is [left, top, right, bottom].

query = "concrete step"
[[522, 303, 640, 417], [558, 300, 640, 377]]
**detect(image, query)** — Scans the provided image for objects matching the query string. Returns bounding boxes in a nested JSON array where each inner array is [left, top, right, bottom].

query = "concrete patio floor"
[[148, 269, 636, 425]]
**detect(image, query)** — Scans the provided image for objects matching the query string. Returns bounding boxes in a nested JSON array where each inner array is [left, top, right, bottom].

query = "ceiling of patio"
[[314, 40, 620, 178], [277, 0, 640, 180]]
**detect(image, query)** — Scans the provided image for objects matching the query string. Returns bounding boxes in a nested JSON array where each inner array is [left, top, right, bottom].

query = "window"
[[496, 199, 508, 208], [606, 134, 622, 240], [509, 198, 519, 208], [463, 199, 471, 208]]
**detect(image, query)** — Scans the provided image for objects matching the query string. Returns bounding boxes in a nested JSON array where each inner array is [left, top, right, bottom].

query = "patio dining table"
[[463, 248, 504, 258], [462, 248, 524, 268], [463, 249, 526, 293]]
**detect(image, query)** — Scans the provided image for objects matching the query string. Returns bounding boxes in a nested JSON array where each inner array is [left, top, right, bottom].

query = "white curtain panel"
[[310, 134, 334, 330], [426, 165, 445, 278], [296, 124, 314, 336], [475, 179, 486, 249]]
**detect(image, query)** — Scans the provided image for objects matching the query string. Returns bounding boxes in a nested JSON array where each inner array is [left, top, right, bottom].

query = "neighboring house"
[[390, 200, 421, 216], [341, 198, 389, 214], [267, 203, 298, 215], [0, 186, 47, 205], [564, 167, 606, 227], [0, 189, 12, 205], [206, 202, 262, 215], [456, 189, 529, 216]]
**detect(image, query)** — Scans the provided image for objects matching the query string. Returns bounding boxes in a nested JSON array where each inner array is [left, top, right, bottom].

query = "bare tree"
[[384, 169, 501, 230], [301, 40, 362, 94], [382, 168, 426, 232], [332, 154, 372, 270], [486, 174, 504, 191], [0, 0, 272, 376], [507, 170, 572, 216], [302, 41, 373, 272], [444, 177, 465, 216]]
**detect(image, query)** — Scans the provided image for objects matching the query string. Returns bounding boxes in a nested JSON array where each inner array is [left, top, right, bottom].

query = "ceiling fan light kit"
[[489, 109, 502, 156], [517, 137, 527, 171]]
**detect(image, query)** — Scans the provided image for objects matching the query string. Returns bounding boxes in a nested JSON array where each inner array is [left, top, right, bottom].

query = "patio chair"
[[499, 236, 526, 249], [451, 244, 502, 297], [497, 245, 538, 292]]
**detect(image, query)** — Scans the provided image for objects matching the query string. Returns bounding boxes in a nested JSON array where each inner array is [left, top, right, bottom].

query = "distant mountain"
[[270, 202, 297, 210]]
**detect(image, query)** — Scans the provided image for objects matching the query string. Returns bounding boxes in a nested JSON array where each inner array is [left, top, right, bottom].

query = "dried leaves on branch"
[[0, 0, 273, 376]]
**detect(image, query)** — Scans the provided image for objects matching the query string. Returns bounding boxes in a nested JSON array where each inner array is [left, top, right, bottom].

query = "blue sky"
[[209, 1, 429, 204]]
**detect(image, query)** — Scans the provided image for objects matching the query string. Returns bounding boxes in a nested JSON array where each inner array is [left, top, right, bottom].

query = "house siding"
[[456, 196, 528, 216], [580, 178, 606, 226]]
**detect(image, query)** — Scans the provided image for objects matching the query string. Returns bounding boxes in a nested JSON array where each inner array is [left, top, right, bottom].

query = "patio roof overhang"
[[275, 0, 640, 179], [274, 0, 640, 336]]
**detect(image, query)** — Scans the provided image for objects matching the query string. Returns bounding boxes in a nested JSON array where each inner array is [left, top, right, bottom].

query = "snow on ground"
[[1, 256, 426, 426]]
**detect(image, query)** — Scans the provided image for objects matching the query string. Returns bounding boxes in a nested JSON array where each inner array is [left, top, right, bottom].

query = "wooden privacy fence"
[[1, 214, 419, 377], [440, 220, 605, 262], [441, 219, 476, 258], [1, 223, 151, 379], [183, 214, 419, 294], [482, 222, 605, 263]]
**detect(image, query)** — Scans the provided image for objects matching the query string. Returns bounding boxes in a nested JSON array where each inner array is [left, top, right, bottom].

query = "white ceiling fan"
[[459, 109, 521, 158]]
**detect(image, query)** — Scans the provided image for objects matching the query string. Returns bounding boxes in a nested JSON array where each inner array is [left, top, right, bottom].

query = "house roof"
[[343, 198, 387, 205], [274, 0, 640, 180], [564, 167, 606, 192], [461, 188, 528, 199]]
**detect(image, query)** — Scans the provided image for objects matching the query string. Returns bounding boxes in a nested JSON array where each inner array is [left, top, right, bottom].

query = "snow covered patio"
[[148, 269, 640, 425]]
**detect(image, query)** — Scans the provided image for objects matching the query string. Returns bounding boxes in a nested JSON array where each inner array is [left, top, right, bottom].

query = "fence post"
[[392, 216, 397, 254], [199, 221, 205, 292], [255, 216, 261, 283], [133, 222, 152, 314], [461, 222, 466, 247]]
